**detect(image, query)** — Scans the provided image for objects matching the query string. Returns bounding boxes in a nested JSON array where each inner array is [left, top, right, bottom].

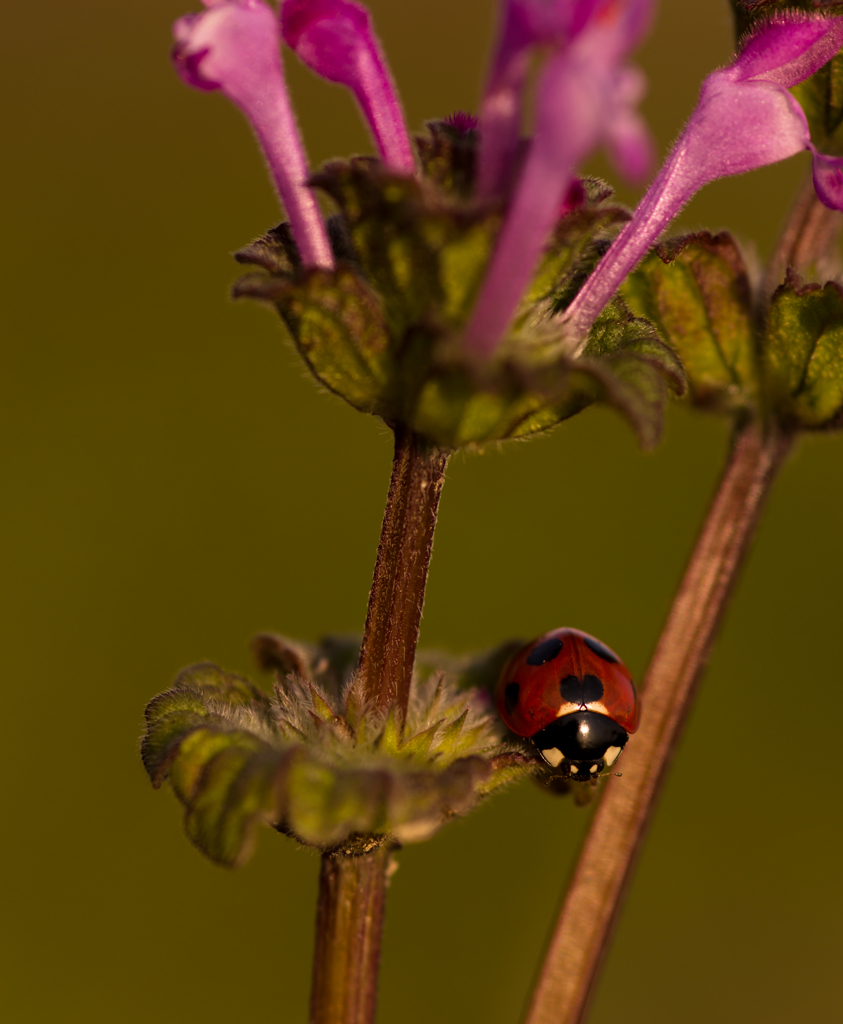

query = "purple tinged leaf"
[[281, 0, 415, 174], [466, 0, 655, 356], [172, 0, 333, 268], [564, 13, 843, 351]]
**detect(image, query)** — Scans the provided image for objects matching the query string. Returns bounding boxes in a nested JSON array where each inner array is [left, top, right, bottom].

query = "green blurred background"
[[3, 1, 842, 1021]]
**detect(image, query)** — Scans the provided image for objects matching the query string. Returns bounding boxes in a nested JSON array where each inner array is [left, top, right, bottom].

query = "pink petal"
[[677, 75, 810, 190], [602, 65, 653, 181], [731, 14, 843, 87], [173, 0, 333, 268], [467, 0, 656, 353], [563, 73, 814, 349], [281, 0, 414, 173]]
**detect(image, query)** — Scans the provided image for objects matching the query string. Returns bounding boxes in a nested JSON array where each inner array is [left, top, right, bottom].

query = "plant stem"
[[309, 431, 446, 1022], [310, 845, 392, 1024], [357, 424, 450, 716], [524, 419, 792, 1024], [763, 171, 843, 297]]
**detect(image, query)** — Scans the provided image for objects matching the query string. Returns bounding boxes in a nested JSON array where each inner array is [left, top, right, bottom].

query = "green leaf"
[[408, 360, 557, 447], [311, 159, 496, 337], [183, 744, 287, 868], [140, 664, 273, 787], [404, 303, 683, 449], [141, 693, 210, 788], [438, 707, 468, 749], [582, 353, 671, 451], [167, 727, 253, 804], [478, 751, 538, 795], [285, 758, 388, 846], [622, 231, 757, 411], [308, 683, 337, 724], [388, 756, 491, 843], [237, 266, 396, 417], [398, 724, 440, 761], [375, 705, 402, 754], [763, 274, 843, 428], [174, 662, 270, 708]]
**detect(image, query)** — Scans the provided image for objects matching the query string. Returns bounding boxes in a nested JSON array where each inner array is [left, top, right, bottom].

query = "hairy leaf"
[[141, 654, 537, 866], [622, 232, 757, 411], [764, 274, 843, 428]]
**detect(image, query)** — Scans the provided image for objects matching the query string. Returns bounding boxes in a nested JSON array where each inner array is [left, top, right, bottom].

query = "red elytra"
[[495, 627, 640, 738]]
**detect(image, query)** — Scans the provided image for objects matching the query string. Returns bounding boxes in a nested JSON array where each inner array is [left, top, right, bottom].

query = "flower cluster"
[[173, 1, 843, 370], [171, 0, 697, 450]]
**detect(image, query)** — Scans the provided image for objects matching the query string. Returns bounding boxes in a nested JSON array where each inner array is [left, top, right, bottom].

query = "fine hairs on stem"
[[356, 426, 450, 717], [309, 426, 449, 1024]]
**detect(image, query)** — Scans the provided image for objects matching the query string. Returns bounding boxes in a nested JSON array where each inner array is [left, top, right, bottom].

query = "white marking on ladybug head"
[[556, 702, 577, 718], [541, 747, 564, 768], [558, 701, 610, 718], [569, 764, 579, 774], [603, 745, 622, 767], [589, 764, 599, 774]]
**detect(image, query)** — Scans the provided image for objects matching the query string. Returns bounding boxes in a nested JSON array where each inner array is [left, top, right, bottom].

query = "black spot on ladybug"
[[583, 636, 618, 664], [560, 674, 604, 706], [504, 682, 520, 715], [526, 637, 564, 666]]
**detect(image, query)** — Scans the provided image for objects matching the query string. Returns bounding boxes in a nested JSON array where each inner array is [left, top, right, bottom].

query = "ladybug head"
[[530, 711, 628, 780]]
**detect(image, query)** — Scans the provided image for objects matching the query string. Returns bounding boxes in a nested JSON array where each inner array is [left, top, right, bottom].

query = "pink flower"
[[464, 0, 655, 357], [564, 12, 843, 350], [173, 0, 333, 268], [281, 0, 415, 174]]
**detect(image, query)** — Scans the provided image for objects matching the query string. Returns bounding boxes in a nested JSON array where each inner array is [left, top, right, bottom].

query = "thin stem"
[[524, 420, 793, 1024], [763, 170, 843, 297], [310, 845, 391, 1024], [357, 426, 450, 716]]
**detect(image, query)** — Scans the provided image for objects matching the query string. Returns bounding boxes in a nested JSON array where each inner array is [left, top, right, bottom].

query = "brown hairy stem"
[[310, 845, 392, 1024], [309, 430, 447, 1023], [524, 420, 793, 1024], [357, 425, 450, 715]]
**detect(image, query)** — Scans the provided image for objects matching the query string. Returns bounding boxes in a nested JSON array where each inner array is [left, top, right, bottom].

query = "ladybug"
[[495, 628, 639, 781]]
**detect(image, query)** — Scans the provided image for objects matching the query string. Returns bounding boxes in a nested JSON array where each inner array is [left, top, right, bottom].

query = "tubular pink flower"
[[281, 0, 415, 175], [564, 12, 843, 352], [173, 0, 333, 268], [465, 0, 655, 357]]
